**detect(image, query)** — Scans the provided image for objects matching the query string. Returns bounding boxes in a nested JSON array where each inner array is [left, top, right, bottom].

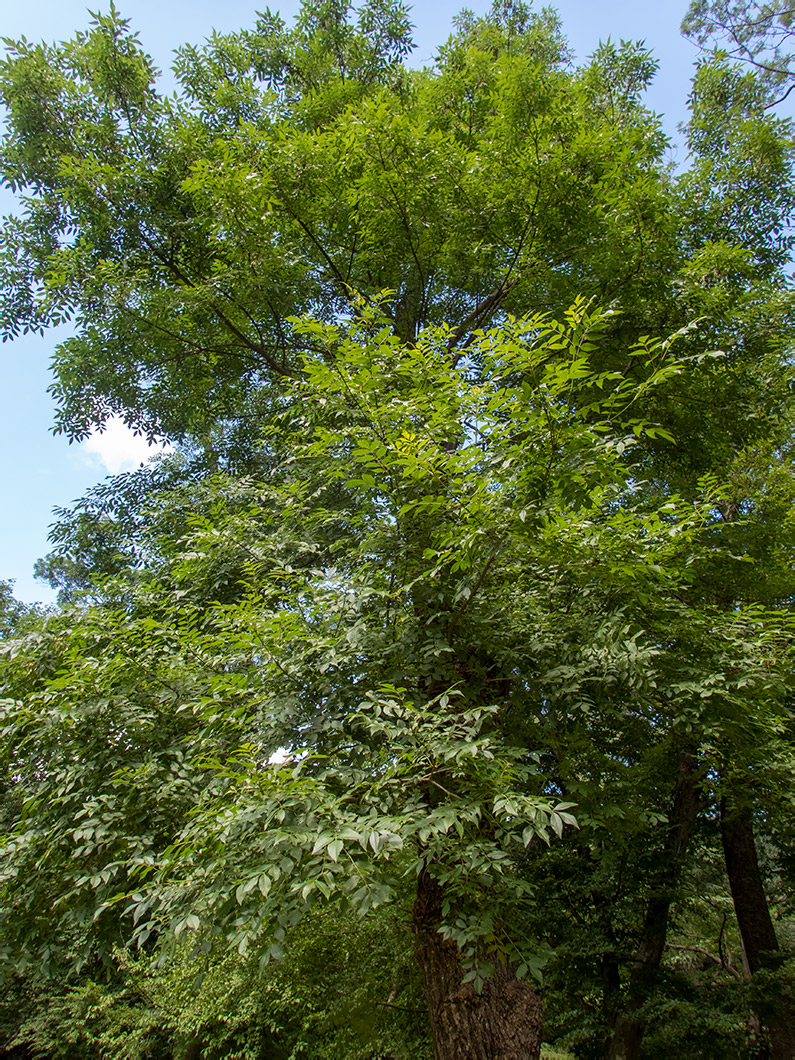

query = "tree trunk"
[[605, 750, 702, 1060], [183, 1038, 202, 1060], [413, 870, 544, 1060], [721, 795, 795, 1060]]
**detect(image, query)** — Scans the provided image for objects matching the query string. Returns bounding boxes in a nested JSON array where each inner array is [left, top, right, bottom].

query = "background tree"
[[682, 0, 795, 103]]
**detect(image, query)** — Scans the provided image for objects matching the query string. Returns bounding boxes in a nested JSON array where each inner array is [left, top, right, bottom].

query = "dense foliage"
[[1, 1, 794, 1057]]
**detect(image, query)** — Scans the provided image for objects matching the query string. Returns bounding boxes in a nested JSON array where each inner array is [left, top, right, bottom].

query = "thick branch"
[[140, 232, 298, 378]]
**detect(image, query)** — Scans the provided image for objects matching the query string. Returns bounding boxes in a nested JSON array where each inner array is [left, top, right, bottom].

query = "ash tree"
[[1, 2, 794, 1058]]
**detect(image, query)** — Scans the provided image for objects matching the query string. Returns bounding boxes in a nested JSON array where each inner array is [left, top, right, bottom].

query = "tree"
[[682, 0, 795, 103], [0, 584, 25, 641], [4, 303, 794, 1059], [0, 0, 692, 443], [1, 2, 794, 1057]]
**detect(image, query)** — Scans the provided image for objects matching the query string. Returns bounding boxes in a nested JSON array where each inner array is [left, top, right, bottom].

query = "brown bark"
[[412, 870, 544, 1060], [183, 1038, 202, 1060], [721, 797, 779, 975], [721, 795, 795, 1060], [605, 750, 702, 1060]]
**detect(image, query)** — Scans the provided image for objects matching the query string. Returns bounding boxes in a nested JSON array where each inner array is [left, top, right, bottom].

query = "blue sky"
[[1, 0, 701, 604]]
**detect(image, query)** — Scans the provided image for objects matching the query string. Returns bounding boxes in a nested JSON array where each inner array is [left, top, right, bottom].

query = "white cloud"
[[268, 748, 292, 765], [81, 416, 173, 475]]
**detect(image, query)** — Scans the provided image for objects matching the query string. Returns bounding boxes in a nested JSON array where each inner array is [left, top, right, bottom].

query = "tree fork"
[[412, 870, 544, 1060]]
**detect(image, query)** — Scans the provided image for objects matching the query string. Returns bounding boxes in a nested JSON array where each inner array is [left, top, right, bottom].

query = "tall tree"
[[1, 2, 794, 1057], [0, 1, 690, 442]]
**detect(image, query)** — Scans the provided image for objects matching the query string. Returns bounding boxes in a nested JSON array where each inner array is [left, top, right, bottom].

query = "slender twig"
[[666, 942, 743, 980]]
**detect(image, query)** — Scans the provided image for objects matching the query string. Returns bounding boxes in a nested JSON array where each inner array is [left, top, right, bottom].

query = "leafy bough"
[[118, 689, 575, 983]]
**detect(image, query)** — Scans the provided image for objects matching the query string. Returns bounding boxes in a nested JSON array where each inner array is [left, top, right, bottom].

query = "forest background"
[[0, 0, 794, 1058]]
